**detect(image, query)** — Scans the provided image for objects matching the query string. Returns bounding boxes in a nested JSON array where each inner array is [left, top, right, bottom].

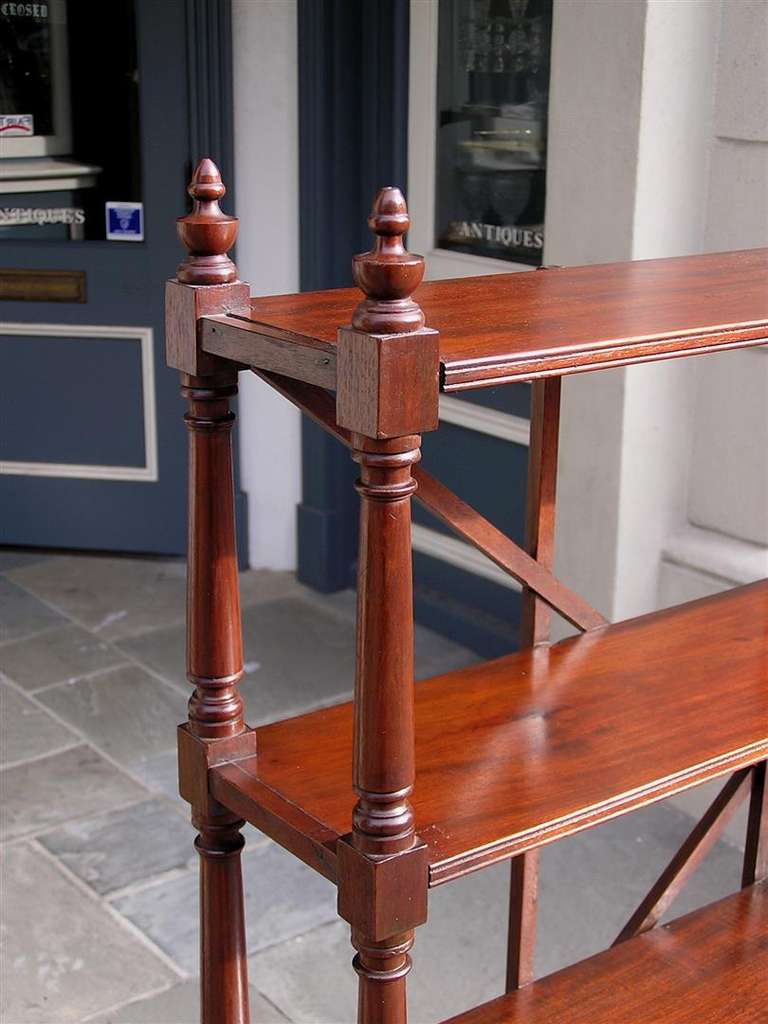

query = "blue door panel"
[[416, 423, 528, 543], [460, 382, 531, 416], [3, 334, 146, 466], [414, 553, 521, 659]]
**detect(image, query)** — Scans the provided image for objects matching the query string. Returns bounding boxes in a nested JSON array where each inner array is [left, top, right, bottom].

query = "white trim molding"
[[233, 0, 301, 570], [0, 158, 101, 194], [0, 322, 158, 482], [662, 523, 768, 587], [412, 523, 522, 591], [439, 396, 530, 446]]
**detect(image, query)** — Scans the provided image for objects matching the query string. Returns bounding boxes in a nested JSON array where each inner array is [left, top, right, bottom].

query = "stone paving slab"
[[38, 665, 185, 769], [238, 569, 306, 609], [82, 979, 290, 1024], [2, 745, 148, 841], [1, 682, 80, 767], [290, 587, 480, 680], [6, 556, 189, 641], [113, 842, 338, 976], [129, 750, 186, 807], [38, 799, 197, 897], [116, 597, 355, 718], [117, 593, 477, 723], [0, 548, 53, 573], [0, 578, 66, 645], [0, 624, 124, 692], [6, 557, 302, 642], [2, 844, 177, 1024]]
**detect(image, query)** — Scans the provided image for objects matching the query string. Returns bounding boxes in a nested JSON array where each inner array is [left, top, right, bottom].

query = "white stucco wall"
[[549, 0, 766, 631], [659, 0, 768, 605], [612, 0, 721, 622], [544, 0, 646, 622], [232, 0, 301, 570]]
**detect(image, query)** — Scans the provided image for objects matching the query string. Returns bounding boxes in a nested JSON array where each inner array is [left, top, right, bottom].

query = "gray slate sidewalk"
[[0, 550, 743, 1023]]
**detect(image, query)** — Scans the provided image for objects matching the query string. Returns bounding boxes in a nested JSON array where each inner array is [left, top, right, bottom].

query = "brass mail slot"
[[0, 268, 87, 303]]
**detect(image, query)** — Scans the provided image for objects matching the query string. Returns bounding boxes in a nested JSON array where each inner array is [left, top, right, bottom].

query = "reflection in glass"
[[0, 1, 141, 243], [436, 0, 553, 265], [0, 3, 54, 137]]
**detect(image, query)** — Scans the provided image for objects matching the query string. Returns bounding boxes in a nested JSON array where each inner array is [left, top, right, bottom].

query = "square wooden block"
[[336, 327, 440, 439], [337, 836, 429, 940], [166, 279, 250, 375]]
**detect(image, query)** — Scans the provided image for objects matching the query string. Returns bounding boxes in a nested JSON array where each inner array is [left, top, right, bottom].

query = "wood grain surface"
[[234, 248, 768, 389], [210, 580, 768, 886]]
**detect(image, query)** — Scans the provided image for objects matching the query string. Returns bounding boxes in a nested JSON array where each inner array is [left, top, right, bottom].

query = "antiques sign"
[[447, 220, 544, 253], [0, 207, 85, 226]]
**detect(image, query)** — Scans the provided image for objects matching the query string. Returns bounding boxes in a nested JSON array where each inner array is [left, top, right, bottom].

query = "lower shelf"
[[441, 882, 767, 1023], [210, 581, 768, 886]]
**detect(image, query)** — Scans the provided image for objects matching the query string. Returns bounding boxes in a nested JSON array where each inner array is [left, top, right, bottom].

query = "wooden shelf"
[[203, 248, 768, 391], [441, 882, 767, 1024], [210, 580, 768, 887]]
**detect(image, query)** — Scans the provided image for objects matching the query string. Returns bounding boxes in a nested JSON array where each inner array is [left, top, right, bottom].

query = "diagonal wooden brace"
[[253, 370, 605, 633], [614, 767, 753, 944], [413, 470, 606, 632]]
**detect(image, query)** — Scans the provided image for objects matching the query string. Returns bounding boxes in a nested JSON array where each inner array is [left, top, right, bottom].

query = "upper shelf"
[[230, 247, 768, 391]]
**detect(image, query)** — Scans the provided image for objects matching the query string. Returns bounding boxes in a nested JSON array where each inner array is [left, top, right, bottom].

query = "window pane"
[[0, 0, 141, 243], [435, 0, 553, 266], [0, 2, 54, 136]]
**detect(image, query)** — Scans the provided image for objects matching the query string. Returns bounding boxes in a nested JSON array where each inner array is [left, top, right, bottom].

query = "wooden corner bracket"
[[336, 327, 439, 439], [177, 723, 258, 810], [337, 836, 429, 941]]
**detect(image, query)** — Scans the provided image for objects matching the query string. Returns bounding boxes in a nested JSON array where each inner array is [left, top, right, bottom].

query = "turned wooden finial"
[[176, 158, 238, 285], [352, 187, 425, 333]]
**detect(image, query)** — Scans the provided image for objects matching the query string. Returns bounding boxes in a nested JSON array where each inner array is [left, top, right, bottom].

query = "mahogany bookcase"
[[166, 160, 767, 1024]]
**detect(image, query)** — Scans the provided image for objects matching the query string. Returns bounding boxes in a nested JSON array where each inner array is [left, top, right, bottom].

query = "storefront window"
[[435, 0, 553, 266], [0, 0, 141, 242], [0, 1, 56, 142]]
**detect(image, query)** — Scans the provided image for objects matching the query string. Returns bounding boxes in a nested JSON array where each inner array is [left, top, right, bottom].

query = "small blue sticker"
[[106, 201, 144, 241]]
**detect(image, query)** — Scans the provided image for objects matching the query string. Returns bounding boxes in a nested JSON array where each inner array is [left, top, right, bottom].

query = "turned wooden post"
[[167, 159, 254, 1024], [336, 189, 439, 1024]]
